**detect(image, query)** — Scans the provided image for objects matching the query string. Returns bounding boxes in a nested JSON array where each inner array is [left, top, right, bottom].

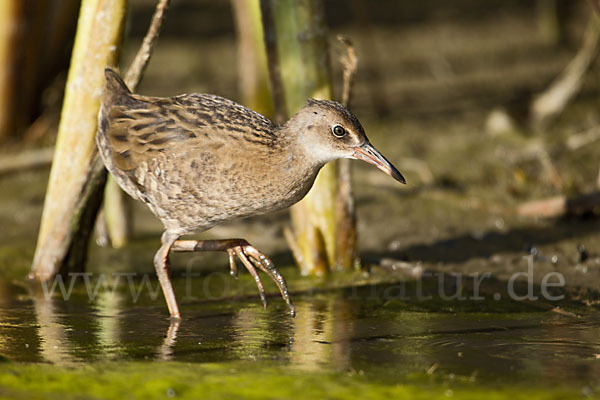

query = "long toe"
[[234, 247, 268, 309], [242, 246, 295, 317]]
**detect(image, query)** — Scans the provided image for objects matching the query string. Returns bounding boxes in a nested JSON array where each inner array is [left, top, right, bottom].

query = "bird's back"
[[98, 69, 276, 174], [97, 69, 314, 234]]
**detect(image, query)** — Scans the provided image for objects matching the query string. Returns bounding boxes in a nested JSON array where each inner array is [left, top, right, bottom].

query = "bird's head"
[[286, 98, 406, 184]]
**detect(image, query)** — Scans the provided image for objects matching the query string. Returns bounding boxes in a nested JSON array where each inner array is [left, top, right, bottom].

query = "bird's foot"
[[227, 244, 295, 317], [171, 238, 295, 316]]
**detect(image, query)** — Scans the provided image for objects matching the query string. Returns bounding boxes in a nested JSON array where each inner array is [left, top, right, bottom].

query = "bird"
[[96, 68, 405, 319]]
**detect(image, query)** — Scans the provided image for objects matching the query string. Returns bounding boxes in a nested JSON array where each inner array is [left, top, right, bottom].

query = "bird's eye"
[[332, 125, 346, 138]]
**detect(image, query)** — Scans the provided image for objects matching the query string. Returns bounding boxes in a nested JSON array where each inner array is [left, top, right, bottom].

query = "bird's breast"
[[138, 146, 320, 233]]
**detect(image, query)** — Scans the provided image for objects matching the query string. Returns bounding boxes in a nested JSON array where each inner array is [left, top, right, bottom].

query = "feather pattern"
[[94, 68, 405, 319], [96, 68, 381, 235]]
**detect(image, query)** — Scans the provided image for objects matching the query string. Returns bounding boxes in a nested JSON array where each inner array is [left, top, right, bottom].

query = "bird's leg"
[[171, 239, 295, 316], [154, 231, 181, 319]]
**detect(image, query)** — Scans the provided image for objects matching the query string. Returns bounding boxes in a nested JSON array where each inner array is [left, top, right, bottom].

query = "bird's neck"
[[262, 131, 326, 207], [275, 122, 333, 168]]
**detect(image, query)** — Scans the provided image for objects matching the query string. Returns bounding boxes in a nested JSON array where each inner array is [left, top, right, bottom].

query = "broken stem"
[[335, 35, 359, 271], [124, 0, 171, 91]]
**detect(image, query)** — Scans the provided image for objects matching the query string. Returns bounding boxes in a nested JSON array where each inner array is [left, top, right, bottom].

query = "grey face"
[[296, 99, 406, 184]]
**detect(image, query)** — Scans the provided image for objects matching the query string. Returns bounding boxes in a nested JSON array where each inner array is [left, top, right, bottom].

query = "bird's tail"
[[98, 68, 126, 143], [97, 69, 130, 180], [102, 68, 132, 108], [96, 69, 144, 201]]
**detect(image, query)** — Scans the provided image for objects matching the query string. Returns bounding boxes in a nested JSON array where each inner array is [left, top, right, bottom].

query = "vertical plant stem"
[[124, 0, 170, 91], [0, 1, 22, 139], [231, 0, 273, 117], [259, 0, 287, 124], [0, 1, 79, 141], [30, 0, 128, 280], [103, 177, 131, 248], [261, 0, 338, 276], [335, 35, 359, 271]]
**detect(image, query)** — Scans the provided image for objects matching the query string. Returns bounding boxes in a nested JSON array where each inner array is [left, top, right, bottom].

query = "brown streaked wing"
[[105, 93, 278, 173], [106, 97, 209, 172]]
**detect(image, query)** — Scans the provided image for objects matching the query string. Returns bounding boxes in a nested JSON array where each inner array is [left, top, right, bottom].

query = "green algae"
[[0, 361, 591, 400]]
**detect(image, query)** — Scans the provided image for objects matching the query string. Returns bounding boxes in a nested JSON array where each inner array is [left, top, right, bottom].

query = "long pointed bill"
[[352, 142, 406, 184]]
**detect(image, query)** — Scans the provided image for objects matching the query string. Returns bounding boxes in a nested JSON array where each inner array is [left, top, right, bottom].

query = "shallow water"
[[1, 271, 599, 392]]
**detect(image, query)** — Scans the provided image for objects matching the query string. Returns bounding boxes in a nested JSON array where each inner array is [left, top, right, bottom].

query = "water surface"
[[1, 271, 599, 396]]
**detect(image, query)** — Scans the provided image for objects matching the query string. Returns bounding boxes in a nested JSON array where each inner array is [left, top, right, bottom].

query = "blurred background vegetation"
[[1, 2, 600, 398], [0, 0, 599, 284]]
